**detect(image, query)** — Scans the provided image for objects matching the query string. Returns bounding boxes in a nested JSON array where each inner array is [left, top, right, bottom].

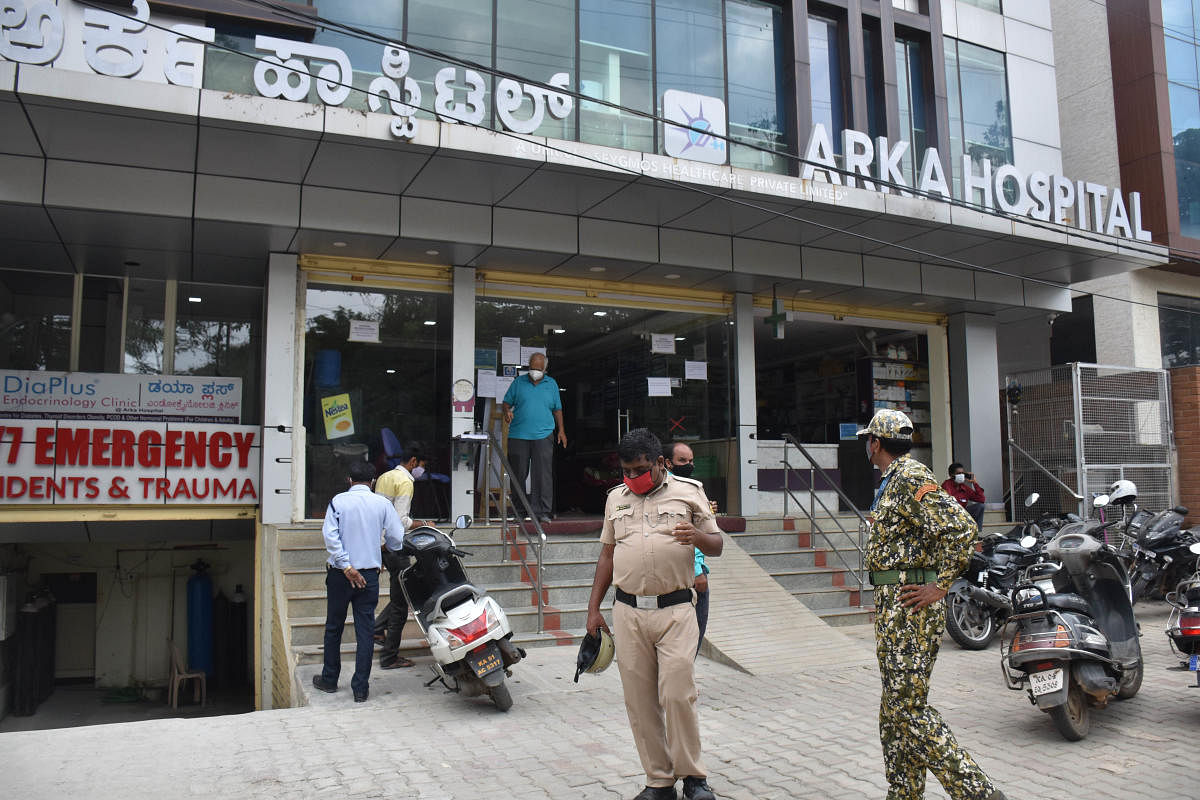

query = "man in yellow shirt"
[[373, 445, 423, 669]]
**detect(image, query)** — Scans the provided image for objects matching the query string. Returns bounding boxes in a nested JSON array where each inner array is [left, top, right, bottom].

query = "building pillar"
[[450, 266, 476, 521], [734, 293, 759, 517], [947, 313, 1003, 507], [262, 252, 299, 525]]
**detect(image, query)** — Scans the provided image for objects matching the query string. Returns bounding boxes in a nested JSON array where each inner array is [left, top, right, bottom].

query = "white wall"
[[20, 540, 253, 689]]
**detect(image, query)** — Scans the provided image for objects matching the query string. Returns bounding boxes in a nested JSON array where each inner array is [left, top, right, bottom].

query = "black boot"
[[682, 777, 715, 800], [632, 786, 676, 800]]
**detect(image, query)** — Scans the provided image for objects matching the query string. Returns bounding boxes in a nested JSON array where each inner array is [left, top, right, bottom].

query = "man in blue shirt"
[[502, 352, 566, 523], [312, 460, 406, 703]]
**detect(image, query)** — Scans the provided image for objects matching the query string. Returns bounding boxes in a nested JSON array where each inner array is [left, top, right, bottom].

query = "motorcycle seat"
[[1043, 593, 1091, 615], [420, 584, 477, 626]]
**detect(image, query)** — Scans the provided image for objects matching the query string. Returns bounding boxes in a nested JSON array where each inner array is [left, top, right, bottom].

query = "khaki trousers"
[[613, 599, 704, 787]]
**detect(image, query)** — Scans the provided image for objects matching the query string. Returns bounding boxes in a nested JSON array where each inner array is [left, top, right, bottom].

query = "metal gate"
[[1006, 363, 1174, 519]]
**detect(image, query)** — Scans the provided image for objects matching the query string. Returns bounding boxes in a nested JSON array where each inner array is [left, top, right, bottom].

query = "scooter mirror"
[[1093, 494, 1110, 508], [1190, 541, 1200, 556], [455, 514, 472, 530], [1023, 493, 1040, 508], [1020, 535, 1038, 549]]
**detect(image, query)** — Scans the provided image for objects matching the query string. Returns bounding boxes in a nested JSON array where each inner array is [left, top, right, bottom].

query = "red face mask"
[[623, 467, 658, 495]]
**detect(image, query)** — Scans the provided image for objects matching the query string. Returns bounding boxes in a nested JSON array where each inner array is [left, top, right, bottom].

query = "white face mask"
[[411, 466, 425, 479], [954, 473, 966, 484], [528, 369, 545, 381]]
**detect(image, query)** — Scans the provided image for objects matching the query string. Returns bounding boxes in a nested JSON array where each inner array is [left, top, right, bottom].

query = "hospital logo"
[[663, 90, 727, 166]]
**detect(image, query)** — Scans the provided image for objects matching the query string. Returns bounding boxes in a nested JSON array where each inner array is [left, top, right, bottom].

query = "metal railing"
[[779, 434, 870, 592], [457, 431, 547, 633], [1007, 438, 1084, 518]]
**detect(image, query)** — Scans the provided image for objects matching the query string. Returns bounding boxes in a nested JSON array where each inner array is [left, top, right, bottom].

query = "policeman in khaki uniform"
[[860, 410, 1007, 800], [587, 429, 722, 800]]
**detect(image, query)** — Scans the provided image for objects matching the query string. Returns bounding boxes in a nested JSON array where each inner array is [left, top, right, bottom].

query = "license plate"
[[1029, 668, 1064, 696], [977, 571, 987, 584], [1190, 655, 1199, 672], [469, 645, 502, 678]]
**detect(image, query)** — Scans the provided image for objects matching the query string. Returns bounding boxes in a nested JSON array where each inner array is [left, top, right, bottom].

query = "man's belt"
[[614, 587, 693, 610], [868, 567, 939, 586]]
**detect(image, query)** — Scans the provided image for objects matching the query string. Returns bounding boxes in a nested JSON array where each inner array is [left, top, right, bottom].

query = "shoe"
[[632, 787, 676, 800], [537, 515, 552, 524], [682, 777, 715, 800], [986, 792, 1008, 800], [380, 656, 415, 669], [373, 632, 385, 645], [354, 691, 368, 703], [311, 675, 337, 693]]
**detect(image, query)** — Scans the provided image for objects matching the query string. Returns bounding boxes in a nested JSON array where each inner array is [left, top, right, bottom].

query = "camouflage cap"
[[856, 409, 914, 441]]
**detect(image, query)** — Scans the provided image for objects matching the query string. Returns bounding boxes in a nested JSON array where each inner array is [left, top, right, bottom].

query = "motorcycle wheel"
[[1048, 679, 1090, 741], [945, 594, 996, 650], [1116, 662, 1143, 700], [489, 679, 513, 712]]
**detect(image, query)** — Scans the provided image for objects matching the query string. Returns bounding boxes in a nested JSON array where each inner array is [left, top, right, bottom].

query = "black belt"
[[615, 587, 693, 610]]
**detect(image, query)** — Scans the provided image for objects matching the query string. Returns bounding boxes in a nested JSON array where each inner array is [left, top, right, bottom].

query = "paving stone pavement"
[[1, 602, 1192, 800]]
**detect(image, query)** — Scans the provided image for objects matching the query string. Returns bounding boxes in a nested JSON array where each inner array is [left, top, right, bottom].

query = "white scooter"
[[397, 515, 525, 711]]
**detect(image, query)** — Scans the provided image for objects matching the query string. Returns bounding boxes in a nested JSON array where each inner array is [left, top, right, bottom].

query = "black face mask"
[[672, 463, 695, 479]]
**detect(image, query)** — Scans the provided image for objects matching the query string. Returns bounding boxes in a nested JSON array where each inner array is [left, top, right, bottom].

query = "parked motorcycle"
[[1000, 507, 1143, 741], [1127, 504, 1198, 603], [397, 515, 525, 711], [945, 493, 1072, 650], [1164, 541, 1200, 687]]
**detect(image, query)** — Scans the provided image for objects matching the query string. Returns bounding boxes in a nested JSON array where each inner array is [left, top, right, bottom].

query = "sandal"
[[380, 656, 415, 669]]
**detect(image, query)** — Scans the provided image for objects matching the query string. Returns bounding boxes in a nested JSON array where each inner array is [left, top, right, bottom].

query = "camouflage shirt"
[[864, 455, 976, 591]]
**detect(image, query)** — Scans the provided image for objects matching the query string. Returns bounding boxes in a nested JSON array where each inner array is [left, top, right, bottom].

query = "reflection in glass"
[[580, 0, 653, 151], [313, 1, 405, 112], [0, 269, 72, 371], [78, 276, 125, 373], [408, 0, 493, 125], [1166, 34, 1199, 89], [496, 0, 575, 139], [304, 285, 452, 518], [1160, 293, 1200, 367], [126, 279, 166, 375], [655, 0, 725, 106], [944, 38, 1011, 198], [957, 0, 1001, 12], [809, 16, 844, 154], [176, 284, 263, 424], [726, 0, 786, 173], [864, 27, 886, 143], [1163, 0, 1194, 38], [896, 38, 930, 185]]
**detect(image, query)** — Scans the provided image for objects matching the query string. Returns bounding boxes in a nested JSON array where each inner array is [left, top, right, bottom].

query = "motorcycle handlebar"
[[449, 547, 472, 558]]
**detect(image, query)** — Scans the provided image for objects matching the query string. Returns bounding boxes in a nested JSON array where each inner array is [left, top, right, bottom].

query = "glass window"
[[313, 1, 405, 112], [725, 0, 787, 173], [1163, 0, 1194, 39], [1173, 84, 1200, 237], [809, 16, 845, 154], [1166, 34, 1199, 89], [407, 0, 493, 125], [944, 38, 1012, 198], [78, 276, 125, 373], [655, 0, 725, 121], [495, 0, 576, 139], [175, 284, 263, 424], [863, 26, 886, 143], [1160, 293, 1200, 368], [579, 0, 653, 151], [125, 279, 166, 375], [203, 27, 259, 96], [304, 284, 452, 518], [896, 38, 930, 185], [958, 0, 1001, 13], [0, 269, 72, 371]]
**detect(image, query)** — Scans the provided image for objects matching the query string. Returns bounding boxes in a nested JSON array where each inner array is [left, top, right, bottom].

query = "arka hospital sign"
[[0, 0, 1150, 242]]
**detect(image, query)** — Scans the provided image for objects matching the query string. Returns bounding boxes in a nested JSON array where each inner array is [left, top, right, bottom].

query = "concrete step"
[[285, 578, 599, 619], [814, 606, 876, 627], [789, 587, 864, 611], [290, 615, 423, 647], [293, 627, 589, 665], [748, 548, 865, 572], [729, 529, 863, 553], [766, 566, 863, 593]]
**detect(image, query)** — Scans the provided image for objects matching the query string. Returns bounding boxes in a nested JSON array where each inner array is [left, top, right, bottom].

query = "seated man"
[[942, 462, 986, 529]]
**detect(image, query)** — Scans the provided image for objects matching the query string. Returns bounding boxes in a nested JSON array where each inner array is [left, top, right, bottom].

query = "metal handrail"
[[779, 433, 869, 591], [1007, 439, 1084, 518], [459, 431, 547, 633]]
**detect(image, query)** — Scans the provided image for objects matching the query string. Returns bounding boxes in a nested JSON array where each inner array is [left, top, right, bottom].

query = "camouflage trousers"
[[874, 585, 996, 800]]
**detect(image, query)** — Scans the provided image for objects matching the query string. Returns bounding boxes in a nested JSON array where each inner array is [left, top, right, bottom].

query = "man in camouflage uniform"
[[859, 409, 1007, 800]]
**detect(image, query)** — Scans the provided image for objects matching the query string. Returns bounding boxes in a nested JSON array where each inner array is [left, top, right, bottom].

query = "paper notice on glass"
[[684, 360, 708, 380], [348, 320, 380, 343], [520, 346, 546, 365], [495, 376, 515, 400], [477, 369, 497, 399], [647, 377, 672, 397], [650, 333, 676, 354], [501, 337, 521, 365]]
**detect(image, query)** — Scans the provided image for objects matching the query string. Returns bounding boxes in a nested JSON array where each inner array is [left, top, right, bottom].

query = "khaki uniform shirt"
[[864, 455, 976, 591], [600, 473, 721, 596]]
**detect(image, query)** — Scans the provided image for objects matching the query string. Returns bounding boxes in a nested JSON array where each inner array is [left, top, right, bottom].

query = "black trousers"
[[964, 501, 985, 530], [508, 435, 554, 517], [321, 566, 379, 697], [374, 551, 411, 660]]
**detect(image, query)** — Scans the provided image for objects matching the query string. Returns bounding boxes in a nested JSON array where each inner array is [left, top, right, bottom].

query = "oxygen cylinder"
[[186, 560, 214, 676]]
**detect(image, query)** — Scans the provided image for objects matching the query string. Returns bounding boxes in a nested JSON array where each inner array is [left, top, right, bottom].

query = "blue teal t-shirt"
[[503, 373, 562, 440]]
